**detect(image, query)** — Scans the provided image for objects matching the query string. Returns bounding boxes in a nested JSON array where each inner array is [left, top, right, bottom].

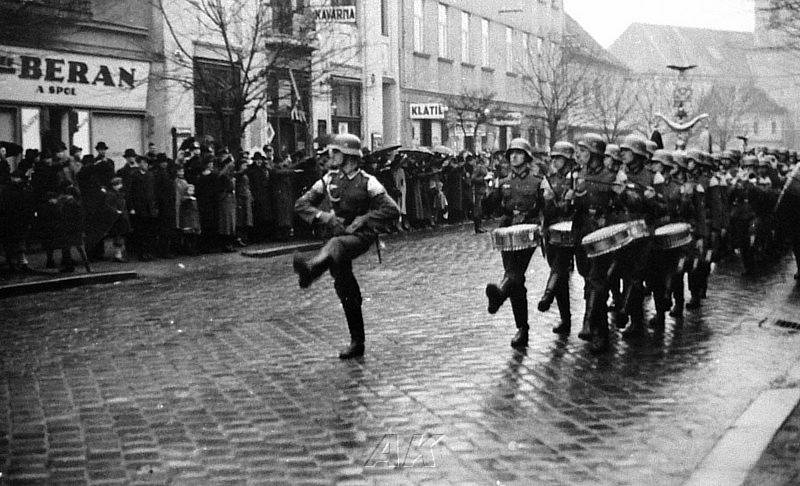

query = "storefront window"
[[332, 81, 361, 138], [193, 58, 242, 149]]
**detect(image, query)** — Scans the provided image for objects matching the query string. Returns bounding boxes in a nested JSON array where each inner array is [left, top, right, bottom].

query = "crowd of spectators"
[[0, 135, 512, 274]]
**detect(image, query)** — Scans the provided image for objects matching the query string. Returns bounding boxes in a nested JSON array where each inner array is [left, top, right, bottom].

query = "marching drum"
[[581, 223, 635, 258], [491, 224, 541, 251], [654, 223, 693, 250], [547, 221, 574, 247]]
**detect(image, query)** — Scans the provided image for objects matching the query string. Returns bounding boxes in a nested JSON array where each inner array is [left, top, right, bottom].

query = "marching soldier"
[[485, 138, 548, 349], [570, 136, 617, 351], [293, 134, 401, 359], [539, 140, 579, 335], [613, 135, 667, 339], [730, 155, 759, 274], [684, 149, 710, 309], [603, 143, 626, 322]]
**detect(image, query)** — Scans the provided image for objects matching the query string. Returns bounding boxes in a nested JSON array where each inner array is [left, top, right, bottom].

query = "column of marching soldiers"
[[291, 132, 800, 359]]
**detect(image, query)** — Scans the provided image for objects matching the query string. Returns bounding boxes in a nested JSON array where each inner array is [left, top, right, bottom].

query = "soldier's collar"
[[511, 167, 530, 179]]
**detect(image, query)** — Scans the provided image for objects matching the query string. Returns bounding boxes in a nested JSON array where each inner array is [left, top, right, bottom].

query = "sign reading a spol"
[[0, 47, 150, 111], [409, 103, 447, 120], [313, 5, 356, 22]]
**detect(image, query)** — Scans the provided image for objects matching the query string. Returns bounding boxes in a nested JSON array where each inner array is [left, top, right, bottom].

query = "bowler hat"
[[123, 148, 138, 158], [95, 141, 109, 150]]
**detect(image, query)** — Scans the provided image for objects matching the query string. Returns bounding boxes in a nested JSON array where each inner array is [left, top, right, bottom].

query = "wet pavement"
[[2, 227, 800, 485]]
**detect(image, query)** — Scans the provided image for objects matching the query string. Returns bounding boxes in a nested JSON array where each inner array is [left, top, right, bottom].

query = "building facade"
[[0, 0, 155, 163]]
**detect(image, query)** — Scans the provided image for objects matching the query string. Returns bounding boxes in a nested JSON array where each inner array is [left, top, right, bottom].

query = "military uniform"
[[293, 134, 400, 359], [539, 141, 579, 335], [486, 138, 547, 349]]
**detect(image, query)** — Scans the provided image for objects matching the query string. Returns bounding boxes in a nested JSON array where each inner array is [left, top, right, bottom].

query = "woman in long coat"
[[235, 159, 253, 245], [270, 163, 295, 240], [216, 156, 237, 251], [195, 155, 218, 252]]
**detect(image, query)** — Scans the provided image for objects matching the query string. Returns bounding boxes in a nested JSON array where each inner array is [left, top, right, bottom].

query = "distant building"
[[609, 15, 798, 150]]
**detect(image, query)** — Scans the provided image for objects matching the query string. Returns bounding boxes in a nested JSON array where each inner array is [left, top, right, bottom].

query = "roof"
[[565, 14, 627, 70], [608, 23, 755, 78]]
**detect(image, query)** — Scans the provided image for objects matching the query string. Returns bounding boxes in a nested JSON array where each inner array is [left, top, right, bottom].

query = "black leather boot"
[[293, 251, 331, 289], [649, 312, 666, 335], [339, 299, 365, 359], [589, 325, 610, 354], [510, 293, 529, 349], [552, 288, 571, 335], [537, 271, 559, 312], [579, 287, 603, 341], [486, 277, 511, 314], [686, 296, 702, 310], [621, 304, 648, 340]]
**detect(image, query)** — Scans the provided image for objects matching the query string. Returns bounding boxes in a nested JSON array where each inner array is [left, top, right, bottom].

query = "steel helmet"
[[506, 138, 533, 161], [619, 135, 648, 158], [741, 155, 758, 167], [577, 133, 606, 156], [645, 140, 658, 157], [551, 141, 576, 160], [652, 149, 674, 167], [604, 144, 622, 162], [685, 149, 704, 164], [721, 150, 735, 162], [329, 133, 363, 157]]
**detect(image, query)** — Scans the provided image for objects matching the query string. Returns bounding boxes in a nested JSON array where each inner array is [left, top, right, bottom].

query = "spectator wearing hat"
[[103, 177, 130, 262], [246, 151, 273, 242], [116, 149, 139, 190], [269, 144, 296, 241], [467, 152, 488, 233], [0, 169, 34, 272], [441, 147, 464, 224], [195, 154, 218, 252], [153, 153, 177, 258], [127, 155, 158, 261], [93, 142, 115, 189], [184, 141, 203, 185]]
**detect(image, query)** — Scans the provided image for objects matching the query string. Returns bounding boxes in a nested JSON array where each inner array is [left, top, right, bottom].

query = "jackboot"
[[649, 312, 666, 335], [537, 271, 559, 312], [686, 295, 702, 310], [579, 288, 602, 341], [486, 277, 511, 314], [589, 325, 610, 354], [339, 299, 365, 359], [293, 250, 331, 289], [510, 295, 529, 349], [621, 306, 648, 340], [552, 289, 571, 335]]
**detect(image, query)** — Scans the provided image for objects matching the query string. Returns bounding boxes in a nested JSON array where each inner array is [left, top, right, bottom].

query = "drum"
[[547, 221, 574, 247], [654, 223, 693, 250], [626, 219, 650, 240], [491, 224, 541, 251]]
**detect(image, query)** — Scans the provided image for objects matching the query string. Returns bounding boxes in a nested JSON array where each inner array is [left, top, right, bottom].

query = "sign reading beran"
[[313, 5, 356, 22], [0, 46, 150, 110], [410, 103, 446, 120]]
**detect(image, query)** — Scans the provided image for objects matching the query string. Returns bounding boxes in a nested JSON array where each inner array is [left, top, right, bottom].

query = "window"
[[414, 0, 424, 52], [506, 27, 513, 71], [438, 3, 448, 58], [772, 120, 778, 134], [194, 58, 241, 148], [481, 19, 489, 66], [522, 33, 529, 59], [381, 0, 388, 35], [461, 11, 470, 63], [272, 0, 293, 35], [753, 120, 759, 135]]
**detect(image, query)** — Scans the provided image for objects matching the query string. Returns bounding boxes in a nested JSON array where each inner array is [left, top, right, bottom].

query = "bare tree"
[[442, 88, 499, 152], [520, 36, 599, 148], [628, 76, 675, 138], [694, 83, 754, 150], [759, 0, 800, 48], [578, 74, 637, 142], [152, 0, 360, 151]]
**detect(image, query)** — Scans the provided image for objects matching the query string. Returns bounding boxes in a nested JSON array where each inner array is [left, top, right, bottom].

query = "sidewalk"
[[0, 220, 481, 296]]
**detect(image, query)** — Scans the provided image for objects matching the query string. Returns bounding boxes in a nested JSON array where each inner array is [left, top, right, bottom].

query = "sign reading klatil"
[[0, 47, 150, 111], [410, 103, 447, 120], [313, 5, 356, 22]]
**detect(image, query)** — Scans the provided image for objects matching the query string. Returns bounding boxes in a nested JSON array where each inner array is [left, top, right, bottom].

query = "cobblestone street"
[[3, 227, 800, 485]]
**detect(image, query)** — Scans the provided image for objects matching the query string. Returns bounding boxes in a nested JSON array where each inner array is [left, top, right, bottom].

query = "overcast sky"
[[565, 0, 756, 48]]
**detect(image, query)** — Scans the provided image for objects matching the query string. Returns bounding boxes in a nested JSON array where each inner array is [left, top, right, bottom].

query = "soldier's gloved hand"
[[543, 187, 556, 201], [345, 215, 369, 234]]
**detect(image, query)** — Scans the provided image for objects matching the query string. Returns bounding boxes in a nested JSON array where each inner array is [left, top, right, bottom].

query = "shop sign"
[[491, 112, 523, 126], [313, 5, 357, 22], [0, 46, 149, 110], [410, 103, 446, 120]]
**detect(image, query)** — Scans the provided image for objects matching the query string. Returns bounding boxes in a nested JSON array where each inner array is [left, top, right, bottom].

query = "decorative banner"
[[410, 103, 447, 120], [0, 46, 150, 110]]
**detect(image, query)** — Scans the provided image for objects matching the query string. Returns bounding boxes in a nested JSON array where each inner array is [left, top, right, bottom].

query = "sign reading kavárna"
[[313, 5, 356, 22], [0, 46, 150, 110]]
